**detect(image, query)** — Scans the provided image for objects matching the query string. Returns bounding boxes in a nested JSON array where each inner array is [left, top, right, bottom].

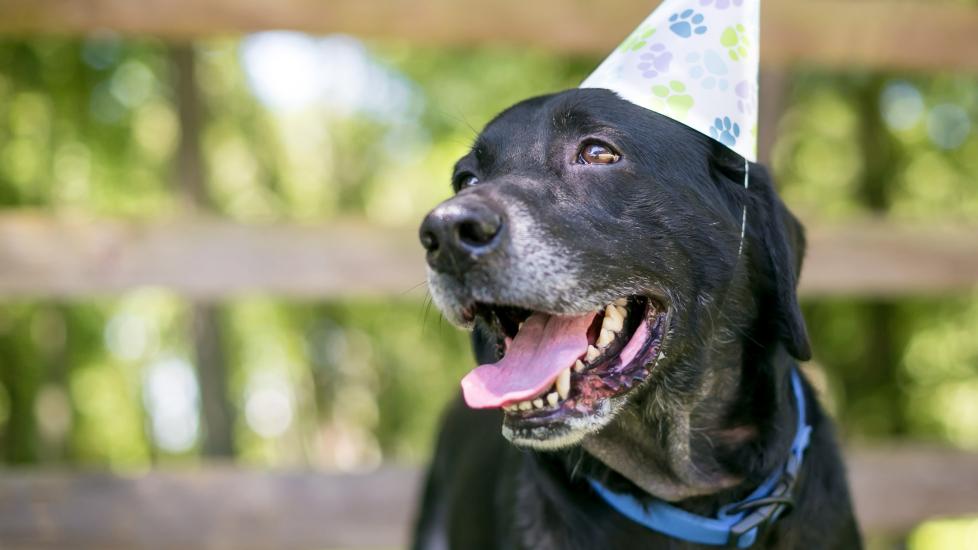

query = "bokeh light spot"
[[143, 358, 200, 453], [880, 80, 924, 131], [244, 370, 295, 438], [927, 103, 971, 150]]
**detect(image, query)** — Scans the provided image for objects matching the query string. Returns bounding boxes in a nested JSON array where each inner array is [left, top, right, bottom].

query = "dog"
[[412, 88, 861, 549]]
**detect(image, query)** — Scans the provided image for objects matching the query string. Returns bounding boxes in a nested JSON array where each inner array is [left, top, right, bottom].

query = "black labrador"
[[413, 88, 861, 549]]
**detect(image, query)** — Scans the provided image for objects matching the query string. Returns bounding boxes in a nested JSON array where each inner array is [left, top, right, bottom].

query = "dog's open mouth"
[[460, 297, 668, 443]]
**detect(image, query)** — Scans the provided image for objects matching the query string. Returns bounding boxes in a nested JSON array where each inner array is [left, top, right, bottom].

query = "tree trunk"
[[170, 44, 235, 457]]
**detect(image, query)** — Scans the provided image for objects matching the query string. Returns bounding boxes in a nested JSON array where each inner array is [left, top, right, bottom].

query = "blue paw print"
[[669, 10, 707, 38], [710, 117, 740, 147], [686, 50, 730, 91]]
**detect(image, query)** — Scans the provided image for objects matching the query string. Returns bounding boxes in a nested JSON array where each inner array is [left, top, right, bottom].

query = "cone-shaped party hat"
[[581, 0, 760, 162]]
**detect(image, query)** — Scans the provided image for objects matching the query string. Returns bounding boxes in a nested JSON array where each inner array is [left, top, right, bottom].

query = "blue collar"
[[588, 369, 812, 548]]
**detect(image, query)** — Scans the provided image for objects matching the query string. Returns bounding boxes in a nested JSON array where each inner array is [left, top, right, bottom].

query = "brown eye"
[[456, 173, 480, 189], [578, 142, 621, 165]]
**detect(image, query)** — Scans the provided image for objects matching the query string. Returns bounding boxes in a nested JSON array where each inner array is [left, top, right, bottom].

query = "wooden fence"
[[3, 0, 978, 71], [0, 446, 976, 548]]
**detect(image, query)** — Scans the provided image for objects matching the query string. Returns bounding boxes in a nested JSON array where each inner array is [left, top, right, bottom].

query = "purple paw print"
[[735, 80, 756, 114], [699, 0, 743, 9], [637, 44, 673, 78]]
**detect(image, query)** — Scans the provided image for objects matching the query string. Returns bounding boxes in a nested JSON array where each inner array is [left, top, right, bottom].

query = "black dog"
[[413, 88, 861, 549]]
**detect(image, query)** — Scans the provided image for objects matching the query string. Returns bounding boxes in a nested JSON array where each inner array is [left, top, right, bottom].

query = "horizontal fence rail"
[[0, 213, 976, 299], [2, 1, 978, 72], [0, 214, 425, 299], [802, 221, 978, 297], [0, 446, 976, 549]]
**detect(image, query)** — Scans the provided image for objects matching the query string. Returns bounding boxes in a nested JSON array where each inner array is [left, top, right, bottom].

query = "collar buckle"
[[725, 478, 796, 547]]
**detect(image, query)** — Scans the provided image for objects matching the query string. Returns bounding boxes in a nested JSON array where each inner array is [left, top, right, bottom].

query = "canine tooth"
[[518, 400, 532, 411], [602, 312, 624, 333], [605, 304, 623, 323], [574, 359, 586, 373], [614, 298, 628, 307], [614, 304, 628, 318], [547, 392, 559, 406], [533, 398, 544, 409], [596, 329, 615, 348], [586, 345, 600, 362], [557, 368, 571, 399]]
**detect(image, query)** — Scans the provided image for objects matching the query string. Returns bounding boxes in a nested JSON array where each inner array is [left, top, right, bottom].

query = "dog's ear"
[[708, 143, 811, 360], [707, 142, 810, 360], [750, 166, 812, 361]]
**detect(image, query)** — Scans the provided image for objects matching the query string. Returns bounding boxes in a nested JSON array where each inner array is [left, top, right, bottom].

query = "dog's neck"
[[578, 340, 798, 507]]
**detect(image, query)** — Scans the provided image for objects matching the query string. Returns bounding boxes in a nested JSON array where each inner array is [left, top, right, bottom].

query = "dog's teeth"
[[518, 400, 532, 411], [574, 359, 586, 373], [602, 310, 624, 333], [613, 298, 628, 307], [596, 329, 615, 348], [503, 404, 517, 412], [547, 392, 559, 406], [614, 304, 628, 319], [586, 345, 600, 362], [518, 321, 524, 331], [557, 368, 571, 399], [533, 398, 544, 409], [605, 304, 623, 323], [658, 351, 666, 360]]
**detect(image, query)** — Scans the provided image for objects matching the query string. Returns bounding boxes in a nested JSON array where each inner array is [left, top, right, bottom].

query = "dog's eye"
[[455, 173, 480, 190], [578, 142, 621, 165]]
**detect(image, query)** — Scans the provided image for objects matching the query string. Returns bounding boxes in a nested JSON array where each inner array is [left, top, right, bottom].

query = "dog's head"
[[420, 88, 809, 453]]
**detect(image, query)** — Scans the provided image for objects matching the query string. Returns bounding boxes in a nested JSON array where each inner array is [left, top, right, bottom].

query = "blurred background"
[[0, 0, 977, 549]]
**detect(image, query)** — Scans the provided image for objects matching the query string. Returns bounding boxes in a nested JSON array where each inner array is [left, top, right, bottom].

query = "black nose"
[[419, 199, 504, 274]]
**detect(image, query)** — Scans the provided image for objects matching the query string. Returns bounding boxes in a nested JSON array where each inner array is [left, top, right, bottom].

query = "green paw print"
[[620, 26, 656, 52], [651, 80, 695, 119], [720, 24, 750, 61]]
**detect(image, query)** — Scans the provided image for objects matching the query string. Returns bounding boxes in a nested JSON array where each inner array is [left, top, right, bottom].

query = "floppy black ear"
[[750, 167, 812, 361]]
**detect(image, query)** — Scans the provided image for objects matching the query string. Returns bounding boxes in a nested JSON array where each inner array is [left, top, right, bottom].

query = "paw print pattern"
[[651, 80, 695, 119], [669, 10, 707, 38], [720, 24, 750, 61], [686, 50, 730, 91], [698, 0, 743, 9], [620, 26, 657, 53], [710, 117, 740, 147], [637, 44, 673, 78], [735, 80, 756, 114]]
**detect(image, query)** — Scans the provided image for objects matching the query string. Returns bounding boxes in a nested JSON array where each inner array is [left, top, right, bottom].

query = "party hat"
[[581, 0, 760, 162]]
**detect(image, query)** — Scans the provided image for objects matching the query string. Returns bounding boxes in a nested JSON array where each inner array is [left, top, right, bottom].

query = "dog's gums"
[[459, 297, 669, 448]]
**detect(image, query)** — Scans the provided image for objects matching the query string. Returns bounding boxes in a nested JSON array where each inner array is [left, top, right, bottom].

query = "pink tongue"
[[461, 311, 596, 409]]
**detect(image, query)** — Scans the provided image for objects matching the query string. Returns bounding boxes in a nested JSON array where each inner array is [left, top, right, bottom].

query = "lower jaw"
[[502, 397, 621, 450], [501, 305, 668, 448]]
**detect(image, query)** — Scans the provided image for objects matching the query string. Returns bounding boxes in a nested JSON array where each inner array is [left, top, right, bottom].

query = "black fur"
[[413, 89, 861, 549]]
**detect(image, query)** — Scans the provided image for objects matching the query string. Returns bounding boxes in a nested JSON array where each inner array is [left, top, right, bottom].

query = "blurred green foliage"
[[0, 33, 977, 545]]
